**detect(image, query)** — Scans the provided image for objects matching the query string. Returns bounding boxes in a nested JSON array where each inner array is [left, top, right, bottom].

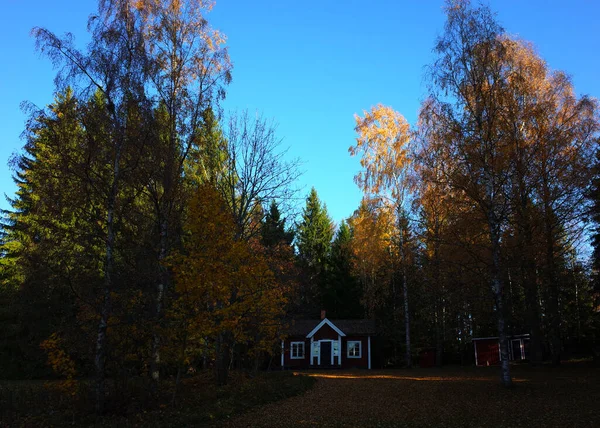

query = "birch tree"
[[419, 0, 514, 385], [32, 0, 233, 409], [350, 104, 414, 367]]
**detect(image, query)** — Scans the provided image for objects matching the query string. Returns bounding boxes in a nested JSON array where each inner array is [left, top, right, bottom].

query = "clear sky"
[[1, 0, 599, 225]]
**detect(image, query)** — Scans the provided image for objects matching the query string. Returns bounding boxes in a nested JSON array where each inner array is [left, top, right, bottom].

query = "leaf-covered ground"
[[218, 363, 600, 427], [0, 371, 316, 427]]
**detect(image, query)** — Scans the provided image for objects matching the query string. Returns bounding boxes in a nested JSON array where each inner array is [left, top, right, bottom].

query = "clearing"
[[218, 363, 600, 427]]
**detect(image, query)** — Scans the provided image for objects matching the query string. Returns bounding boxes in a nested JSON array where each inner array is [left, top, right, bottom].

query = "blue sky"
[[1, 0, 599, 225]]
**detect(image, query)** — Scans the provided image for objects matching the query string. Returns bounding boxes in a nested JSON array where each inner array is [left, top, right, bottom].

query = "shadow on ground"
[[218, 363, 600, 427]]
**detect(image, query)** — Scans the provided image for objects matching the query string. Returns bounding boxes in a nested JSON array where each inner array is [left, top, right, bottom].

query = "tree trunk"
[[435, 303, 443, 368], [215, 332, 230, 386], [490, 220, 512, 387], [171, 328, 188, 406], [403, 269, 411, 368], [151, 218, 168, 383], [434, 239, 443, 367], [541, 170, 561, 366], [94, 281, 110, 414], [545, 223, 562, 366], [400, 222, 411, 369], [253, 351, 261, 373], [152, 102, 179, 383], [95, 142, 122, 414]]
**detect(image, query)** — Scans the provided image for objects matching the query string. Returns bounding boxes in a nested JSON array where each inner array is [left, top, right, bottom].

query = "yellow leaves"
[[134, 0, 148, 12], [350, 104, 411, 198], [167, 182, 286, 359], [348, 198, 397, 316], [350, 198, 395, 267]]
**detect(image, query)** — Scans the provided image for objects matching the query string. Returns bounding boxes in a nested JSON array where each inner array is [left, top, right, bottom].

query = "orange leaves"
[[40, 333, 78, 397], [350, 104, 411, 198]]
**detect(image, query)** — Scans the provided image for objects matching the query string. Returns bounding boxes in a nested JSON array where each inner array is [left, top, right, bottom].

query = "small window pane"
[[291, 342, 304, 359], [348, 341, 361, 358]]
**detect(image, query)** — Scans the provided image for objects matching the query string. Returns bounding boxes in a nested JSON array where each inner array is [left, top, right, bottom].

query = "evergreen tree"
[[296, 188, 334, 313], [185, 107, 229, 189], [325, 220, 362, 319], [261, 200, 294, 248], [0, 90, 119, 379]]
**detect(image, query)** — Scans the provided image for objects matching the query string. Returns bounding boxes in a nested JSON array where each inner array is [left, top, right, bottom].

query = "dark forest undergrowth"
[[0, 370, 316, 427], [3, 362, 600, 427]]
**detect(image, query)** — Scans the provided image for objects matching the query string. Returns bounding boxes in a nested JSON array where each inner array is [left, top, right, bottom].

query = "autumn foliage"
[[167, 184, 287, 384], [40, 333, 78, 397], [1, 0, 600, 425]]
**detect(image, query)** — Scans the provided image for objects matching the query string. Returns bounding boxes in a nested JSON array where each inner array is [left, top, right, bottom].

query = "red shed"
[[473, 334, 530, 366], [281, 313, 375, 370]]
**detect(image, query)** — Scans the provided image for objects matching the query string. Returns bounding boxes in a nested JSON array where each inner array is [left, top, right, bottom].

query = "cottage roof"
[[287, 318, 376, 337], [472, 334, 530, 341]]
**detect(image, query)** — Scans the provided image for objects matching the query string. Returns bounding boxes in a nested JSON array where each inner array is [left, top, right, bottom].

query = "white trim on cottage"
[[282, 317, 374, 369], [306, 318, 346, 338], [347, 340, 362, 358], [368, 336, 371, 369]]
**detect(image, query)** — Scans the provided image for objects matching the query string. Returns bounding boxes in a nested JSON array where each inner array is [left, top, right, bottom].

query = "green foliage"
[[0, 90, 104, 379], [295, 187, 334, 312], [185, 107, 230, 189], [324, 220, 363, 319], [296, 188, 334, 267], [261, 200, 294, 248]]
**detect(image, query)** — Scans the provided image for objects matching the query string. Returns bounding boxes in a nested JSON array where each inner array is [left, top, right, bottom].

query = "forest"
[[1, 0, 599, 421]]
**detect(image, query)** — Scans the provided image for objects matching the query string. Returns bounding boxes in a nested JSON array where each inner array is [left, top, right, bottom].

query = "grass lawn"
[[219, 362, 600, 427], [0, 371, 316, 427]]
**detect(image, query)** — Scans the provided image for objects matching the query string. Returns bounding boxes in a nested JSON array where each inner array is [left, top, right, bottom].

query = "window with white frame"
[[290, 341, 305, 359], [347, 341, 361, 358]]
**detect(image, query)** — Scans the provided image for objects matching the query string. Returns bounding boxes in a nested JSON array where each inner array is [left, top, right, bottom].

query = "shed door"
[[511, 339, 523, 360], [476, 340, 500, 366], [320, 342, 332, 366]]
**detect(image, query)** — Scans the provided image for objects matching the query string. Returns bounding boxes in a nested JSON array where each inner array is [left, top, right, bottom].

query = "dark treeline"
[[1, 0, 599, 415]]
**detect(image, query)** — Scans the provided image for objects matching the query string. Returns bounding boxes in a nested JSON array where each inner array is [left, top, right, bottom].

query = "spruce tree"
[[261, 200, 294, 248], [326, 220, 362, 319], [296, 188, 334, 313]]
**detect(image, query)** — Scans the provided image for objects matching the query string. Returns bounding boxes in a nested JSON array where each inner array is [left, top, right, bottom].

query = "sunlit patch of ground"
[[219, 363, 600, 427], [296, 371, 529, 382]]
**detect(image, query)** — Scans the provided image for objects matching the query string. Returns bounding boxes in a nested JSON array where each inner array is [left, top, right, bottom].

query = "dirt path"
[[218, 366, 600, 427]]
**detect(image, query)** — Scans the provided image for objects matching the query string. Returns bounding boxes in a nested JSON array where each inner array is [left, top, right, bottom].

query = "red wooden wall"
[[475, 339, 500, 366]]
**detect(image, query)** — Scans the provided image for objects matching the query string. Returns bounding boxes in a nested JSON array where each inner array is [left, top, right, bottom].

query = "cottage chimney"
[[320, 310, 326, 320]]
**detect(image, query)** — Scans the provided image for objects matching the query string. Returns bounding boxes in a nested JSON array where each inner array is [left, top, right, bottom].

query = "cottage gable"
[[307, 318, 346, 338]]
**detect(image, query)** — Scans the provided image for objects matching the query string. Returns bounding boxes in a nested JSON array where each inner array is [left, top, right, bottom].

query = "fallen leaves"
[[218, 363, 600, 427]]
